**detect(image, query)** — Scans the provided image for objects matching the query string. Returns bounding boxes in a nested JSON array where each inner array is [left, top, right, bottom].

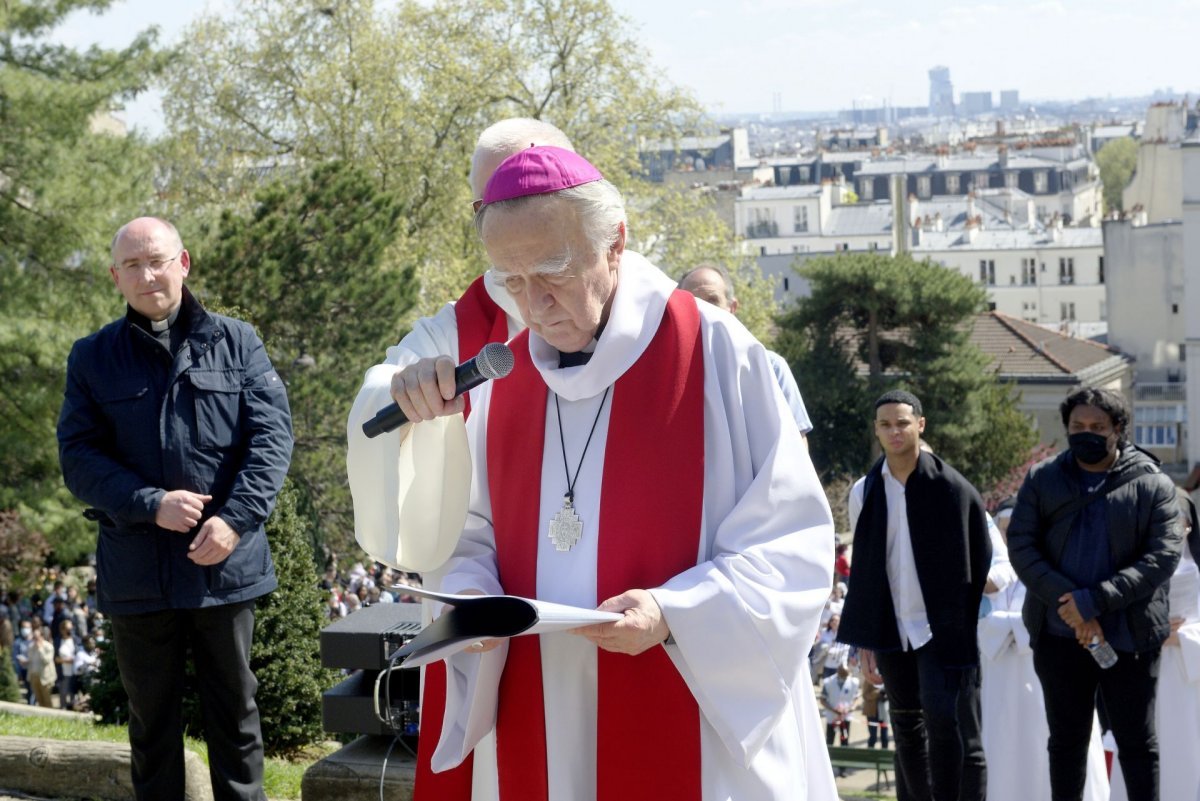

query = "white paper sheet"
[[391, 583, 621, 667]]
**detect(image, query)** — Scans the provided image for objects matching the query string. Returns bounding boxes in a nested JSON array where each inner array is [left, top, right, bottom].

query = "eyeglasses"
[[119, 250, 183, 275]]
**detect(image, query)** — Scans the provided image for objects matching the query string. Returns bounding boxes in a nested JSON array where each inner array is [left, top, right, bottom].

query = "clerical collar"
[[557, 339, 598, 368], [144, 304, 181, 332]]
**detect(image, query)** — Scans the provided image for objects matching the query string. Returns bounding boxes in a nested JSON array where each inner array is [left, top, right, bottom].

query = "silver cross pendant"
[[547, 494, 583, 552]]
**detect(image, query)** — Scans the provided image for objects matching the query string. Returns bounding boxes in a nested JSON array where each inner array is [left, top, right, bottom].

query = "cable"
[[376, 647, 420, 797], [380, 735, 399, 801]]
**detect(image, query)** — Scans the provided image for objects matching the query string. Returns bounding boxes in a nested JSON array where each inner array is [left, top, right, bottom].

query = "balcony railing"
[[745, 220, 779, 238], [1134, 382, 1187, 402]]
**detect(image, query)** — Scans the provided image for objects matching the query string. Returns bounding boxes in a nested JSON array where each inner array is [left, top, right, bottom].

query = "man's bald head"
[[470, 118, 574, 200], [679, 264, 738, 314], [110, 217, 183, 264]]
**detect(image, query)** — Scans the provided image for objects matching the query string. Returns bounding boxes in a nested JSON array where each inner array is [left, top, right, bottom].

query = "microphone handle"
[[361, 356, 491, 438]]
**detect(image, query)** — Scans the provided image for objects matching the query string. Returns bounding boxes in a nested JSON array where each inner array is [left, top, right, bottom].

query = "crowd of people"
[[318, 559, 423, 620], [2, 572, 105, 711]]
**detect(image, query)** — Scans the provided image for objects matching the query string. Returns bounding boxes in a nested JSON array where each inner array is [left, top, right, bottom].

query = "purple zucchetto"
[[481, 146, 604, 206]]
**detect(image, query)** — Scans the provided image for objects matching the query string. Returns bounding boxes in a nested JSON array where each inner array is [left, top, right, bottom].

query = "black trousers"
[[1032, 634, 1160, 801], [110, 601, 265, 801], [876, 645, 986, 801]]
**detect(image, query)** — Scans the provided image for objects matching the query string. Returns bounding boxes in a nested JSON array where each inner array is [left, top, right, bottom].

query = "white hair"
[[476, 179, 627, 257], [469, 118, 574, 195]]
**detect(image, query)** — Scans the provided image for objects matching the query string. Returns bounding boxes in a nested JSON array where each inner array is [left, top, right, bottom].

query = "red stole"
[[413, 274, 508, 801], [488, 289, 705, 801]]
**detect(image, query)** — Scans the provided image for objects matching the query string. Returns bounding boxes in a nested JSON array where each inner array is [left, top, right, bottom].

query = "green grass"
[[0, 711, 329, 799]]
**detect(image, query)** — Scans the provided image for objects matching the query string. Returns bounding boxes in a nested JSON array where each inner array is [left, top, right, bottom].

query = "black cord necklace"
[[547, 386, 611, 552]]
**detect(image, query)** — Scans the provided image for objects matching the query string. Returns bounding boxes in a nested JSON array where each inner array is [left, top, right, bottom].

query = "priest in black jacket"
[[839, 390, 991, 801]]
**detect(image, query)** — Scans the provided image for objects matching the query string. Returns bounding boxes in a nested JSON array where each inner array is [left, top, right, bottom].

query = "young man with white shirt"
[[839, 390, 992, 801]]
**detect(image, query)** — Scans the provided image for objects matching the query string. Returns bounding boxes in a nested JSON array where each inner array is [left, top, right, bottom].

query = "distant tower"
[[929, 66, 954, 118]]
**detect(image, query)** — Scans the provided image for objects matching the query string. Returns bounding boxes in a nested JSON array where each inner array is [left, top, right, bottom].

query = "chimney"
[[891, 174, 909, 254], [966, 190, 977, 221], [934, 211, 944, 232], [965, 215, 979, 244], [998, 144, 1009, 169], [908, 193, 919, 225]]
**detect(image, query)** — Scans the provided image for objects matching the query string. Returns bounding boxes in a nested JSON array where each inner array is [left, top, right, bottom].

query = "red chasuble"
[[413, 274, 508, 801], [488, 289, 705, 801]]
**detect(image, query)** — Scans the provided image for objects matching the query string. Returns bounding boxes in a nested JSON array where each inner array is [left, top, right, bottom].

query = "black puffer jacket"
[[1008, 445, 1183, 652]]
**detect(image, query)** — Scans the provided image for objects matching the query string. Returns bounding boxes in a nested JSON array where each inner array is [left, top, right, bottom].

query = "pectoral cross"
[[548, 494, 583, 552]]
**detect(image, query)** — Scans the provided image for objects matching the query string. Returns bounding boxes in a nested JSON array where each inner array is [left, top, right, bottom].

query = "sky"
[[48, 0, 1200, 133]]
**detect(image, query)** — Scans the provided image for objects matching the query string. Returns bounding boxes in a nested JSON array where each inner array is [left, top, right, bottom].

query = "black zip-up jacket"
[[58, 288, 293, 615], [1008, 445, 1182, 652]]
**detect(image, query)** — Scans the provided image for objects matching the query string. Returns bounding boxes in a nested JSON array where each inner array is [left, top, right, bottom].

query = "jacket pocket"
[[93, 379, 153, 442], [207, 534, 269, 593], [96, 528, 163, 605], [189, 369, 242, 449]]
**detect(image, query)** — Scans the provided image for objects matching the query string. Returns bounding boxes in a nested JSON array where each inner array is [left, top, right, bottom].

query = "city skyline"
[[48, 0, 1200, 132]]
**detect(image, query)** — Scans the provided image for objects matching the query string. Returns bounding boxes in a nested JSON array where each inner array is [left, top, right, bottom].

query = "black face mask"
[[1068, 432, 1113, 465]]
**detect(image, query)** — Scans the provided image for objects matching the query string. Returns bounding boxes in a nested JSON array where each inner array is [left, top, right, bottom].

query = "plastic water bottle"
[[1087, 635, 1118, 669]]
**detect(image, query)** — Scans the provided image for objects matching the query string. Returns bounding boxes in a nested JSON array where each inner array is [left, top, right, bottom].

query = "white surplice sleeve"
[[985, 514, 1017, 592], [649, 311, 835, 768], [346, 301, 471, 572], [427, 380, 509, 771]]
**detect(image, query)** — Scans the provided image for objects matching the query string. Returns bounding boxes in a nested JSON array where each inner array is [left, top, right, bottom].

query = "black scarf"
[[838, 451, 991, 667]]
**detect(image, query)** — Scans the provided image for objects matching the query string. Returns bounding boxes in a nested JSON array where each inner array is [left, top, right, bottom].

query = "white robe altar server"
[[1110, 490, 1200, 801], [979, 578, 1110, 801], [413, 147, 838, 801]]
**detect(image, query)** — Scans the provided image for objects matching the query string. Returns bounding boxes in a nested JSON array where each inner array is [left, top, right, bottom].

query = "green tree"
[[1095, 136, 1138, 214], [251, 478, 339, 756], [0, 646, 20, 703], [1, 0, 166, 566], [159, 0, 759, 329], [776, 253, 1037, 488], [197, 160, 412, 548]]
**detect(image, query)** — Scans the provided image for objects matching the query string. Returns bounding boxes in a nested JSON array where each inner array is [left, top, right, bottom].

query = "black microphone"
[[362, 342, 515, 438]]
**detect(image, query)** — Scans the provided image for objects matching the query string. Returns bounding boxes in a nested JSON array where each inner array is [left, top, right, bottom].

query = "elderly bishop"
[[422, 146, 838, 801]]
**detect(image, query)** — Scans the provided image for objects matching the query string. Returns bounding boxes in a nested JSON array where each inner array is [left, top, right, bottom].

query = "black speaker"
[[320, 602, 424, 740]]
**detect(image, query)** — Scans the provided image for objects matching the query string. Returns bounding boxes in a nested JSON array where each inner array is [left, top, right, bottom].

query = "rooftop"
[[739, 184, 826, 200], [916, 226, 1102, 251], [971, 312, 1129, 379]]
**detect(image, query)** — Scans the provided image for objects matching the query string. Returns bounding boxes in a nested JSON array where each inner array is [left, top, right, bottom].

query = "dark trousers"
[[1032, 634, 1160, 801], [876, 645, 986, 801], [868, 717, 889, 748], [110, 601, 265, 801]]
